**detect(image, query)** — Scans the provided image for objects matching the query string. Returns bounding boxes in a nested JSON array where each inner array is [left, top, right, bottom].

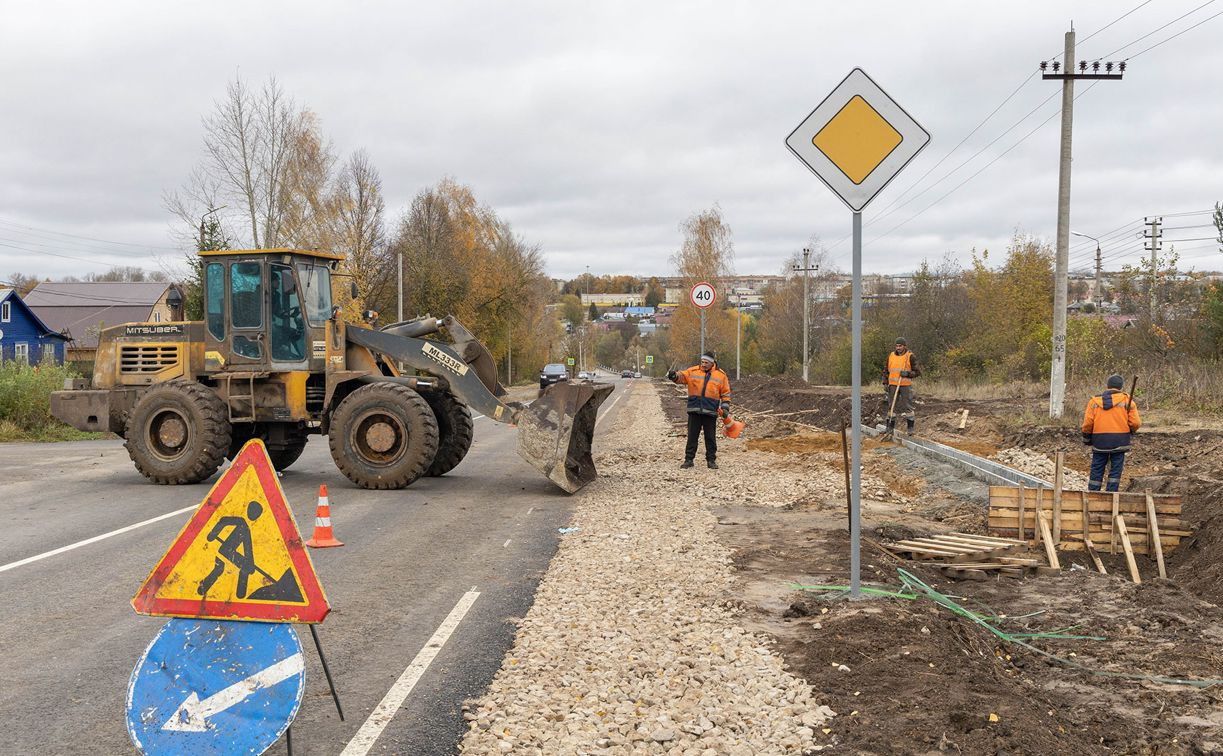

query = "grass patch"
[[0, 362, 108, 442]]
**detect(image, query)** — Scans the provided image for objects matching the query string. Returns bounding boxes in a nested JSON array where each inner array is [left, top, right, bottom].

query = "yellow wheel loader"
[[50, 248, 612, 493]]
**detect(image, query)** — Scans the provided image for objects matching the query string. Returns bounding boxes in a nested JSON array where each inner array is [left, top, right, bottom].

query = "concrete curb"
[[865, 424, 1049, 489]]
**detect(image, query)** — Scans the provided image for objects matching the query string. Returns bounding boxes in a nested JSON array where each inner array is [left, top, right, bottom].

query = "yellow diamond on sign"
[[812, 95, 903, 185]]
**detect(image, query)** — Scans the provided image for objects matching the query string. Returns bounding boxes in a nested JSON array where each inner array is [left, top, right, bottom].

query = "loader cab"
[[201, 248, 340, 374]]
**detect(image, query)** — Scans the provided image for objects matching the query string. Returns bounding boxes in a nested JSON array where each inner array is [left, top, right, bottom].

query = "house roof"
[[0, 288, 69, 341], [25, 281, 175, 349]]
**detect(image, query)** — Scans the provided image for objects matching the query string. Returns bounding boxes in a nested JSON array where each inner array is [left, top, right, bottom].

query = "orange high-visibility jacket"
[[674, 364, 731, 416], [1081, 390, 1141, 452], [885, 350, 920, 386]]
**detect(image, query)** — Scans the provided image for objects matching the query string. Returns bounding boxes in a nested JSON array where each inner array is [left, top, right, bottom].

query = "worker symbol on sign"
[[197, 500, 305, 603]]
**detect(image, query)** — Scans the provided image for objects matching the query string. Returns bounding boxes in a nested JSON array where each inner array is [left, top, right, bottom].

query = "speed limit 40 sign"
[[690, 282, 716, 309]]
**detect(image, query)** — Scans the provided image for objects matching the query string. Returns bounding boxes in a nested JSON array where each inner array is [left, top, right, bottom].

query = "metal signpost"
[[690, 281, 716, 354], [127, 618, 305, 755], [785, 68, 929, 597]]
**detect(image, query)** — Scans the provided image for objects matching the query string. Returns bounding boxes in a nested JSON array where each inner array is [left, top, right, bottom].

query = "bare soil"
[[692, 375, 1223, 754]]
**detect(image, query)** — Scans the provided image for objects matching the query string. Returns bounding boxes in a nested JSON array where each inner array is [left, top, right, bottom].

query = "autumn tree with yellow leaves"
[[668, 207, 738, 367]]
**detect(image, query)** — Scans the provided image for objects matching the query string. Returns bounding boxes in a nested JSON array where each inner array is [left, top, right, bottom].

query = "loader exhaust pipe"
[[516, 382, 614, 493]]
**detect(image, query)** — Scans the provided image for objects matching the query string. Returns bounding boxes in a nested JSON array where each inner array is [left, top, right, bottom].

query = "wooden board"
[[988, 484, 1187, 555], [1146, 491, 1167, 579], [1037, 511, 1060, 569], [1116, 515, 1141, 584]]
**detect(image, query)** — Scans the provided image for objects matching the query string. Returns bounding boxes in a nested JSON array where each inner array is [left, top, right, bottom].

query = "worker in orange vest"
[[882, 337, 921, 435], [667, 351, 731, 469], [1081, 374, 1142, 492]]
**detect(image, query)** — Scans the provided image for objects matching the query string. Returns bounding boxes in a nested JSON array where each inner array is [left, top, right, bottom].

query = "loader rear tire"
[[329, 382, 439, 489], [125, 381, 231, 485], [424, 391, 474, 477]]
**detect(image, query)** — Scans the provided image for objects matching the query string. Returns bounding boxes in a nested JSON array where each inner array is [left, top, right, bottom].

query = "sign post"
[[690, 282, 716, 355], [785, 68, 929, 597]]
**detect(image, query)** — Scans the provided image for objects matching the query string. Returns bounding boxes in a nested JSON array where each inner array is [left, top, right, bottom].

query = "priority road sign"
[[126, 618, 304, 755], [785, 68, 929, 212], [690, 282, 716, 309], [131, 440, 330, 623], [566, 357, 575, 366], [644, 355, 654, 364]]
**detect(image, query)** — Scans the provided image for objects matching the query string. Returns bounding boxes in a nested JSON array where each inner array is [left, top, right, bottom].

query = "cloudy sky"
[[3, 1, 1223, 283]]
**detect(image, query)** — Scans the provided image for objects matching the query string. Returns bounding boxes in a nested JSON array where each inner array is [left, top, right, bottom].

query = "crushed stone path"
[[460, 382, 833, 754]]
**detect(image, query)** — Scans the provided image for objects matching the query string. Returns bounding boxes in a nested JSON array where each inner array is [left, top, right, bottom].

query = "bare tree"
[[333, 149, 388, 316]]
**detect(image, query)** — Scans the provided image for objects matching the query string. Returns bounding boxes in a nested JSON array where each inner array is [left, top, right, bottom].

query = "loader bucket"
[[516, 382, 615, 493]]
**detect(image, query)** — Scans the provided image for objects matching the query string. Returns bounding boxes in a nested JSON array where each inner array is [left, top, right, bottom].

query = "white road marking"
[[163, 653, 304, 732], [596, 386, 627, 427], [502, 538, 512, 548], [340, 588, 482, 756], [0, 503, 197, 574]]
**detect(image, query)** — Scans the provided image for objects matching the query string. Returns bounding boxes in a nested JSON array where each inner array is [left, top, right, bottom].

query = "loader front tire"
[[424, 391, 474, 477], [125, 381, 231, 485], [329, 383, 439, 489]]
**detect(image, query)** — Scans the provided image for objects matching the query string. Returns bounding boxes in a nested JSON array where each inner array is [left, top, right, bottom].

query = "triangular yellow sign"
[[131, 440, 330, 623]]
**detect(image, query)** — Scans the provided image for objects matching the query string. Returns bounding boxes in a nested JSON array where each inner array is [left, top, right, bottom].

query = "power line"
[[871, 82, 1102, 244], [0, 216, 177, 253], [0, 241, 140, 268], [1078, 0, 1156, 46], [1127, 6, 1223, 59], [1094, 0, 1218, 59], [871, 73, 1039, 218]]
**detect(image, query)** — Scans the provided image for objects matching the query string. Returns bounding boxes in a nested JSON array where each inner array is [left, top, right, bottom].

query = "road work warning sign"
[[131, 440, 330, 623]]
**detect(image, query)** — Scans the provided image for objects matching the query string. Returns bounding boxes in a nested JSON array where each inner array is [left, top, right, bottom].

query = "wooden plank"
[[958, 409, 969, 429], [1116, 515, 1141, 583], [1035, 566, 1062, 577], [1037, 511, 1060, 569], [988, 485, 1182, 501], [1017, 482, 1026, 542], [942, 567, 988, 581], [987, 493, 1182, 514], [1146, 491, 1167, 579], [1080, 491, 1091, 538], [1052, 451, 1064, 543], [1080, 535, 1107, 574], [986, 512, 1187, 531], [893, 540, 982, 554], [935, 534, 1023, 549], [988, 487, 1181, 510], [1111, 492, 1120, 555], [948, 532, 1024, 545]]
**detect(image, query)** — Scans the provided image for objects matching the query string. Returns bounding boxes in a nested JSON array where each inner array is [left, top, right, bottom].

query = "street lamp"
[[1071, 230, 1103, 315]]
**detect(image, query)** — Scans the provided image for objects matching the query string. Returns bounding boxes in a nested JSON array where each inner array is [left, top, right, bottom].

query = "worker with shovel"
[[883, 337, 921, 438], [1082, 374, 1142, 492], [668, 351, 731, 469]]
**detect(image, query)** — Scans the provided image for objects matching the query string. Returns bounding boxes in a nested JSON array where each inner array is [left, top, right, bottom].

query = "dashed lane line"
[[0, 504, 197, 574]]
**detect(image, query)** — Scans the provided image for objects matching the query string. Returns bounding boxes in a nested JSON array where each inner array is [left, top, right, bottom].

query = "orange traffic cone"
[[305, 485, 344, 548], [723, 415, 745, 439]]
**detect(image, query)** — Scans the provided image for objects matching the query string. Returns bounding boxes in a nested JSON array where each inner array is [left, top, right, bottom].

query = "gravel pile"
[[460, 384, 834, 754], [994, 447, 1090, 489]]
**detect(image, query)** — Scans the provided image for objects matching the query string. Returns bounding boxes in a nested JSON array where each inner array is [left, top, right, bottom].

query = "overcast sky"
[[3, 1, 1223, 283]]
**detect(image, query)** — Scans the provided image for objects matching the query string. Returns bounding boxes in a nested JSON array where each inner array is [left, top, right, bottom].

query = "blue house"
[[0, 289, 68, 364]]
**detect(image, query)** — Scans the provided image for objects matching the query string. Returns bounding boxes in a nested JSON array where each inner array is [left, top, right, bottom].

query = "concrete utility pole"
[[397, 249, 404, 323], [793, 248, 818, 382], [1144, 216, 1162, 319], [1040, 31, 1125, 417], [734, 293, 741, 381], [1071, 231, 1102, 315]]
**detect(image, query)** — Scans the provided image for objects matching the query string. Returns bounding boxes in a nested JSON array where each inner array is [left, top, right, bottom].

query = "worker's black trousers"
[[685, 413, 718, 463]]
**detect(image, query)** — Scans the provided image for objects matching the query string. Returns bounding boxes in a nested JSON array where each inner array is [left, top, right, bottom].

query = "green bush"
[[0, 361, 79, 433]]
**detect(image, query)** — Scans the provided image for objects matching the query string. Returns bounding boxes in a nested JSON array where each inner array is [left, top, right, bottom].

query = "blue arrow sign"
[[127, 618, 305, 755]]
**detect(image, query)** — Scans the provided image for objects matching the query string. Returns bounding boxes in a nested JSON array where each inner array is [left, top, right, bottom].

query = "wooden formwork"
[[987, 486, 1187, 557]]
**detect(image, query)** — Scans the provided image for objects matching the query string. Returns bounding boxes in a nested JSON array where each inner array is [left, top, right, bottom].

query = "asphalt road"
[[0, 377, 634, 755]]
